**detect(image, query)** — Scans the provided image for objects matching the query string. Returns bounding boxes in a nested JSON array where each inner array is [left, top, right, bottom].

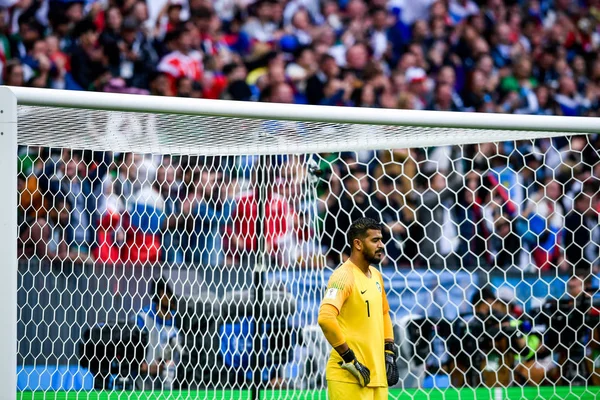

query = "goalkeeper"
[[318, 218, 399, 400]]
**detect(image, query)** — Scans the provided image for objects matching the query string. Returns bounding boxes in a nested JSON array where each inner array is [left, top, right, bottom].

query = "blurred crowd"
[[6, 0, 600, 273], [440, 273, 600, 388], [317, 135, 600, 273], [0, 0, 598, 113], [17, 150, 327, 268], [4, 0, 600, 269], [16, 132, 600, 274]]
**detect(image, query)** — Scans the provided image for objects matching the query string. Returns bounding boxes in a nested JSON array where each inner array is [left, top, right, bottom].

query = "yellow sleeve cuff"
[[384, 312, 394, 341]]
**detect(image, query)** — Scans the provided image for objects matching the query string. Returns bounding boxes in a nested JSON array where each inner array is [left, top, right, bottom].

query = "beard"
[[365, 248, 384, 265]]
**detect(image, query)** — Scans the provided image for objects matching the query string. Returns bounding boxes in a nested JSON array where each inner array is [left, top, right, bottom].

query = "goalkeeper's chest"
[[345, 274, 384, 321]]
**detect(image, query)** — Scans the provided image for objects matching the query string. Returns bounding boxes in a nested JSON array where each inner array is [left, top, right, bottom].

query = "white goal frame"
[[3, 85, 600, 397]]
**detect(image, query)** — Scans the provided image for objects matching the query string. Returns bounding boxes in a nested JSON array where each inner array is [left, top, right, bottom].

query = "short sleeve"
[[321, 266, 353, 312]]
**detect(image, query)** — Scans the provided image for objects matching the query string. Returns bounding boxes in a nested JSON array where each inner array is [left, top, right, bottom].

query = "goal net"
[[7, 87, 600, 399]]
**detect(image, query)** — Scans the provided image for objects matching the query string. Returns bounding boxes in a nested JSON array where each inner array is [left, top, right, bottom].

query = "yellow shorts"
[[327, 380, 388, 400]]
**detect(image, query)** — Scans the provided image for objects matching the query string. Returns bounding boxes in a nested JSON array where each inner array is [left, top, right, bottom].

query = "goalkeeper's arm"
[[382, 275, 399, 387], [318, 304, 371, 386], [384, 312, 399, 386]]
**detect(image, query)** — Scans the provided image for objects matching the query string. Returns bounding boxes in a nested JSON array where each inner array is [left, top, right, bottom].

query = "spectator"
[[269, 156, 324, 267], [263, 81, 295, 103], [126, 169, 165, 265], [344, 43, 369, 78], [45, 192, 85, 262], [305, 53, 338, 105], [436, 65, 465, 110], [404, 66, 430, 110], [93, 172, 128, 264], [456, 171, 490, 268], [3, 59, 24, 86], [52, 151, 93, 260], [149, 70, 174, 96], [462, 68, 494, 112], [11, 16, 43, 62], [157, 27, 202, 94], [555, 273, 596, 385], [181, 167, 233, 267], [227, 163, 294, 266], [158, 163, 185, 265], [99, 6, 123, 70], [499, 56, 539, 114], [19, 215, 50, 261], [449, 0, 479, 25], [408, 171, 463, 267], [21, 38, 53, 87], [154, 0, 185, 40], [222, 62, 251, 100], [555, 75, 592, 116], [319, 75, 353, 107], [286, 8, 313, 47], [118, 17, 159, 89], [70, 18, 111, 91], [475, 54, 499, 94], [371, 175, 410, 266], [241, 0, 279, 43], [519, 177, 566, 271], [136, 277, 183, 390], [285, 45, 316, 91], [564, 190, 599, 274], [534, 85, 556, 115], [132, 1, 151, 31], [45, 34, 68, 88], [368, 7, 389, 61], [320, 164, 377, 264], [430, 82, 458, 111], [489, 213, 523, 270], [18, 166, 46, 223]]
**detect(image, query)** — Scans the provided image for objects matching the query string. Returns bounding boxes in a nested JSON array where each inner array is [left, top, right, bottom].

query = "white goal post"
[[3, 85, 600, 398], [0, 86, 19, 398]]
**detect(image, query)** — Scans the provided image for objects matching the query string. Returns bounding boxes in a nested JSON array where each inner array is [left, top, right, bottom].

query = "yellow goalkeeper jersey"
[[320, 260, 389, 387]]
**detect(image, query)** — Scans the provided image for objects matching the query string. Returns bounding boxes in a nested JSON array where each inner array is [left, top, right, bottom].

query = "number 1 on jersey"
[[366, 300, 370, 317]]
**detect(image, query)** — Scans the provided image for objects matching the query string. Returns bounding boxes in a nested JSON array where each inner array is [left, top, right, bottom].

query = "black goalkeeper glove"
[[338, 348, 371, 387], [385, 342, 399, 387]]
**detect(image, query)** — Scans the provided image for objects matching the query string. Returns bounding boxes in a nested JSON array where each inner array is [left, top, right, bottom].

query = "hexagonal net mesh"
[[15, 104, 600, 399]]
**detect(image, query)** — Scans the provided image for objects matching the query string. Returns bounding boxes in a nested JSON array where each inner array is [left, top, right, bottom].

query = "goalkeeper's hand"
[[338, 348, 370, 387], [385, 342, 399, 387]]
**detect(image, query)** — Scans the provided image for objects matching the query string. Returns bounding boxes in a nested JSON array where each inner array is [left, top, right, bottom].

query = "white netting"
[[17, 105, 576, 155], [15, 105, 600, 398]]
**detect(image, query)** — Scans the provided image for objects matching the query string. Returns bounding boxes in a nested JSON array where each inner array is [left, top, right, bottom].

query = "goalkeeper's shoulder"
[[327, 263, 355, 289], [322, 264, 355, 307]]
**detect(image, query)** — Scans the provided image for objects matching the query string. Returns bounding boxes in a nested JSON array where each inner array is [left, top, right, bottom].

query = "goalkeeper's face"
[[361, 229, 385, 265]]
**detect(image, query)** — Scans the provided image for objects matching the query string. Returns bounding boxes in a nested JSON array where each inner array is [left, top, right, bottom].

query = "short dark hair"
[[347, 217, 382, 246], [191, 6, 213, 20], [151, 276, 175, 305], [223, 62, 239, 76], [73, 18, 96, 38], [369, 6, 386, 17], [574, 191, 592, 207], [319, 53, 335, 66], [471, 286, 496, 308]]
